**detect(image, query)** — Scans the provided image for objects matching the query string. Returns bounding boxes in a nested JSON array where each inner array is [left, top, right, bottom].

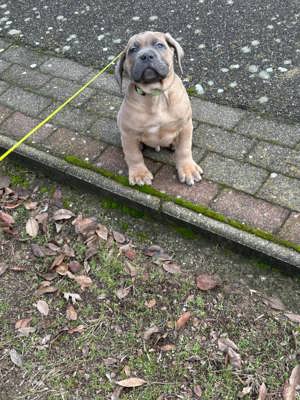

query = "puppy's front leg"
[[121, 131, 153, 186], [175, 119, 203, 185]]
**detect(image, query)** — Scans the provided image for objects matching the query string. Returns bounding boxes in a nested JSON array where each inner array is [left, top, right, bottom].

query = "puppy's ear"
[[165, 32, 184, 74], [114, 51, 126, 92]]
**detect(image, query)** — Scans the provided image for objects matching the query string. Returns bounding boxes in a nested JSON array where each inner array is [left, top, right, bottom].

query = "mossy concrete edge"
[[0, 134, 299, 267]]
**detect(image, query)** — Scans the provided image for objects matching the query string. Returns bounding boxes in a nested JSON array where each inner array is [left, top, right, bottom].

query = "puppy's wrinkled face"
[[125, 32, 171, 84], [115, 31, 184, 89]]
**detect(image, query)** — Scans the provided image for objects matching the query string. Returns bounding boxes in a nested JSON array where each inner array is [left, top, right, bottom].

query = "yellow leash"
[[0, 52, 123, 162]]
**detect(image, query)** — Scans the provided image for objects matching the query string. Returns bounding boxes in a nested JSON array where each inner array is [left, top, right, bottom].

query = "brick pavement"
[[0, 40, 299, 256]]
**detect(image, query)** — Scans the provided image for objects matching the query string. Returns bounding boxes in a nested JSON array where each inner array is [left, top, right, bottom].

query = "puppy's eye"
[[155, 42, 165, 49], [129, 47, 138, 53]]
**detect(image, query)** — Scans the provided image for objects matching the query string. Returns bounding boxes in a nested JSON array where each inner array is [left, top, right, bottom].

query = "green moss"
[[174, 225, 197, 239], [101, 197, 145, 218], [64, 155, 300, 254], [10, 174, 30, 188], [186, 86, 197, 96]]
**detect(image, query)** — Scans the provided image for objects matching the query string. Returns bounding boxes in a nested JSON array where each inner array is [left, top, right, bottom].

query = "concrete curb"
[[1, 134, 299, 267]]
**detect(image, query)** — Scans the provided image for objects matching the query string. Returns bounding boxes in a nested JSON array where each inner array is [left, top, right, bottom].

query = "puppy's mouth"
[[132, 63, 169, 84]]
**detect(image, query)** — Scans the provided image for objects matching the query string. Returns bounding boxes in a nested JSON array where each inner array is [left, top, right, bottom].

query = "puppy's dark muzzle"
[[131, 49, 169, 83]]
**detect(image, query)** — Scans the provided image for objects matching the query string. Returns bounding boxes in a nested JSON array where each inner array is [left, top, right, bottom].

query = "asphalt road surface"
[[0, 0, 299, 122]]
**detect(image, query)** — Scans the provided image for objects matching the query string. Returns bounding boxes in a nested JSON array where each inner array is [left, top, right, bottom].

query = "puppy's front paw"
[[177, 160, 203, 186], [129, 165, 153, 186]]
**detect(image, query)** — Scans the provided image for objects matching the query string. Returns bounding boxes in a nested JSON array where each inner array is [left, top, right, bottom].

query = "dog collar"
[[134, 85, 162, 96]]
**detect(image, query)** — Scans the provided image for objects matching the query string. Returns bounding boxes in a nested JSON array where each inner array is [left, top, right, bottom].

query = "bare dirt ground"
[[1, 158, 300, 400]]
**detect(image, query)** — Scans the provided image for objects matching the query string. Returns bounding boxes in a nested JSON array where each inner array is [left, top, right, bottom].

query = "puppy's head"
[[115, 31, 184, 91]]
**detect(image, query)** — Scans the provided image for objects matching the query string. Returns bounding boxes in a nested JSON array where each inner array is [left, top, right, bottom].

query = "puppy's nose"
[[139, 50, 156, 62]]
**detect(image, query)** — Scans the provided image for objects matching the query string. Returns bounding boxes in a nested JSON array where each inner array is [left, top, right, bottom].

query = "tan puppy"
[[115, 31, 203, 186]]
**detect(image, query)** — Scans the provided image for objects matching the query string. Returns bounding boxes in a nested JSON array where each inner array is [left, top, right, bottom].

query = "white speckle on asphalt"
[[229, 64, 240, 69], [103, 47, 108, 52], [67, 34, 77, 41], [195, 84, 205, 95], [248, 65, 259, 73], [251, 40, 260, 46], [266, 67, 273, 72], [0, 4, 7, 8], [241, 46, 251, 53], [107, 55, 114, 60], [62, 45, 70, 51], [132, 16, 140, 21], [258, 96, 269, 103], [258, 70, 270, 79], [278, 67, 288, 72], [283, 60, 292, 65], [275, 38, 281, 43], [229, 81, 238, 88], [149, 15, 158, 21], [221, 67, 229, 72], [270, 172, 277, 178], [207, 80, 214, 86], [194, 29, 201, 34], [8, 29, 21, 36], [217, 88, 224, 93], [267, 24, 274, 29], [198, 43, 206, 49], [56, 15, 64, 20], [97, 34, 105, 41], [30, 64, 37, 68], [113, 38, 121, 44]]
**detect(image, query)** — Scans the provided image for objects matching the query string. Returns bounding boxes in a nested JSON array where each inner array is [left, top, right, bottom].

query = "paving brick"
[[39, 77, 94, 107], [194, 123, 255, 161], [1, 64, 51, 90], [0, 81, 9, 96], [0, 112, 54, 142], [0, 87, 51, 117], [211, 189, 289, 233], [45, 128, 106, 161], [201, 152, 269, 194], [235, 115, 300, 147], [191, 98, 245, 129], [0, 105, 13, 124], [95, 145, 161, 176], [1, 45, 48, 67], [278, 213, 300, 245], [84, 92, 122, 118], [0, 59, 10, 74], [40, 57, 92, 81], [83, 71, 122, 95], [153, 165, 219, 205], [258, 174, 300, 212], [41, 105, 97, 132], [143, 145, 206, 166], [90, 117, 121, 146], [248, 141, 300, 178]]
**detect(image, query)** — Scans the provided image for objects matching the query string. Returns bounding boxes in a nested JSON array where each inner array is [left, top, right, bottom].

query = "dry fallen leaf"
[[257, 383, 267, 400], [283, 365, 300, 400], [218, 337, 242, 370], [24, 201, 38, 210], [15, 318, 32, 330], [68, 324, 85, 334], [116, 377, 147, 388], [66, 304, 78, 321], [69, 261, 81, 273], [143, 325, 161, 341], [51, 253, 65, 269], [113, 231, 126, 244], [96, 224, 109, 241], [73, 215, 98, 236], [35, 300, 49, 316], [285, 313, 300, 324], [263, 296, 285, 311], [63, 292, 82, 304], [119, 244, 136, 260], [145, 299, 156, 308], [160, 344, 176, 352], [116, 286, 131, 300], [163, 262, 182, 274], [124, 261, 137, 277], [228, 347, 242, 370], [53, 208, 74, 221], [35, 285, 58, 296], [26, 217, 39, 238], [0, 211, 15, 226], [0, 264, 8, 277], [144, 245, 165, 257], [194, 384, 202, 398], [55, 263, 69, 276], [218, 338, 239, 352], [176, 311, 192, 330], [31, 244, 47, 258], [10, 349, 23, 368], [73, 275, 93, 291], [196, 274, 221, 291]]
